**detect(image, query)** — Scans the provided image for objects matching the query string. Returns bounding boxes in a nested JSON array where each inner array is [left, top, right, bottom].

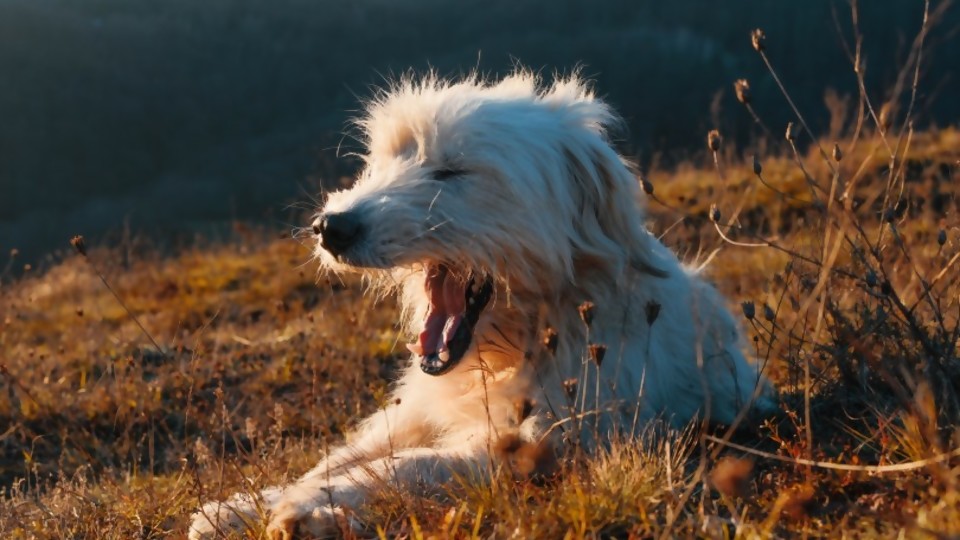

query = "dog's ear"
[[564, 145, 666, 281]]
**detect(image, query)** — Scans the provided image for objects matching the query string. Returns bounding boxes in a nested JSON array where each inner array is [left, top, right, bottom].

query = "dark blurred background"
[[1, 0, 957, 266]]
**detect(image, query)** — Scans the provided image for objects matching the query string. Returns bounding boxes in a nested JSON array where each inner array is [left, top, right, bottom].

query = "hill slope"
[[1, 128, 958, 537]]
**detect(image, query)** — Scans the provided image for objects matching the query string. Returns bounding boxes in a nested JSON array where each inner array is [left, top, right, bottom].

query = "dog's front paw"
[[266, 502, 346, 540], [188, 507, 244, 540], [188, 513, 218, 540], [189, 500, 252, 540]]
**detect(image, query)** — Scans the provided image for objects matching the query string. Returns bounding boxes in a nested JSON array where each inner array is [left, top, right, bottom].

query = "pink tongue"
[[409, 267, 465, 356]]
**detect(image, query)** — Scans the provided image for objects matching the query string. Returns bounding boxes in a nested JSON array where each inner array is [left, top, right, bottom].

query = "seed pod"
[[710, 456, 754, 497], [880, 281, 893, 295], [709, 204, 722, 223], [707, 130, 722, 152], [752, 155, 762, 176], [741, 301, 756, 320], [878, 103, 893, 131], [937, 229, 947, 246], [641, 178, 655, 195], [865, 270, 877, 288], [734, 79, 751, 104], [832, 143, 843, 162], [516, 398, 535, 421], [588, 343, 607, 366], [751, 29, 766, 52], [645, 300, 661, 326], [542, 327, 558, 355], [763, 304, 775, 322], [578, 302, 595, 327], [785, 122, 797, 142], [882, 208, 895, 223], [70, 235, 87, 257]]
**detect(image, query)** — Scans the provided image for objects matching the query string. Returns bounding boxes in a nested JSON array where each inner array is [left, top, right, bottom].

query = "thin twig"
[[705, 435, 960, 473], [756, 48, 836, 175], [70, 236, 166, 357]]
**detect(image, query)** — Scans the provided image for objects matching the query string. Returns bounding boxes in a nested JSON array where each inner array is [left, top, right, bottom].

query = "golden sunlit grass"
[[2, 5, 959, 536], [0, 123, 956, 538]]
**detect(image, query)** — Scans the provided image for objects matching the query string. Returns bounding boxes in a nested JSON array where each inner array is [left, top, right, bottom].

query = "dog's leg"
[[302, 400, 433, 479], [266, 444, 488, 539], [189, 485, 283, 540], [190, 402, 429, 538]]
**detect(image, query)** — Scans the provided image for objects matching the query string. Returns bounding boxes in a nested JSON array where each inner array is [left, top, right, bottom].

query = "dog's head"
[[311, 71, 662, 374]]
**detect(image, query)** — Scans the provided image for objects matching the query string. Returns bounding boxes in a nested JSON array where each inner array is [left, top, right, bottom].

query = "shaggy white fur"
[[190, 71, 776, 539]]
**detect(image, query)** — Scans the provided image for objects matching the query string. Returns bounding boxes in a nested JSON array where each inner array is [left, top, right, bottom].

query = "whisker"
[[294, 257, 316, 272], [477, 343, 513, 355], [283, 201, 319, 212], [428, 220, 451, 232], [407, 219, 452, 243], [427, 188, 443, 214], [489, 323, 521, 351]]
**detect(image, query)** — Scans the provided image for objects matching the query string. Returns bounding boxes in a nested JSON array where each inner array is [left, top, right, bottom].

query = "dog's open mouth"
[[406, 264, 493, 376]]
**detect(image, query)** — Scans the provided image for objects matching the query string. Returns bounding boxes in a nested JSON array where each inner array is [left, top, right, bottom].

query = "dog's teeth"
[[438, 350, 450, 362], [468, 298, 475, 306]]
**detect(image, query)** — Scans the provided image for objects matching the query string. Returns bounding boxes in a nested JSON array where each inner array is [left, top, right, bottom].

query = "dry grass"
[[0, 123, 956, 538], [2, 6, 959, 537]]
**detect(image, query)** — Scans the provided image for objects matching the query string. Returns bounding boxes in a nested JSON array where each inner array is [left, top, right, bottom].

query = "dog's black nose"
[[316, 211, 363, 256]]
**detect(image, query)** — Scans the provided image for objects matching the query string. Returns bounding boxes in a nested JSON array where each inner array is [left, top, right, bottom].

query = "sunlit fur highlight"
[[191, 70, 776, 539]]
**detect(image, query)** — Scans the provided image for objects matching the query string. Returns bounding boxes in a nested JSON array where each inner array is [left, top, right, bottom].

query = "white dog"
[[190, 71, 775, 539]]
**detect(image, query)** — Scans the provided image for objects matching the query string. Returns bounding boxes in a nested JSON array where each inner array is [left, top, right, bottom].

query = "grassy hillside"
[[1, 122, 957, 536], [2, 2, 959, 536]]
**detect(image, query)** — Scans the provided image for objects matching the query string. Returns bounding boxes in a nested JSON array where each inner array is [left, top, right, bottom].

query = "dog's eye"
[[432, 168, 465, 181]]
